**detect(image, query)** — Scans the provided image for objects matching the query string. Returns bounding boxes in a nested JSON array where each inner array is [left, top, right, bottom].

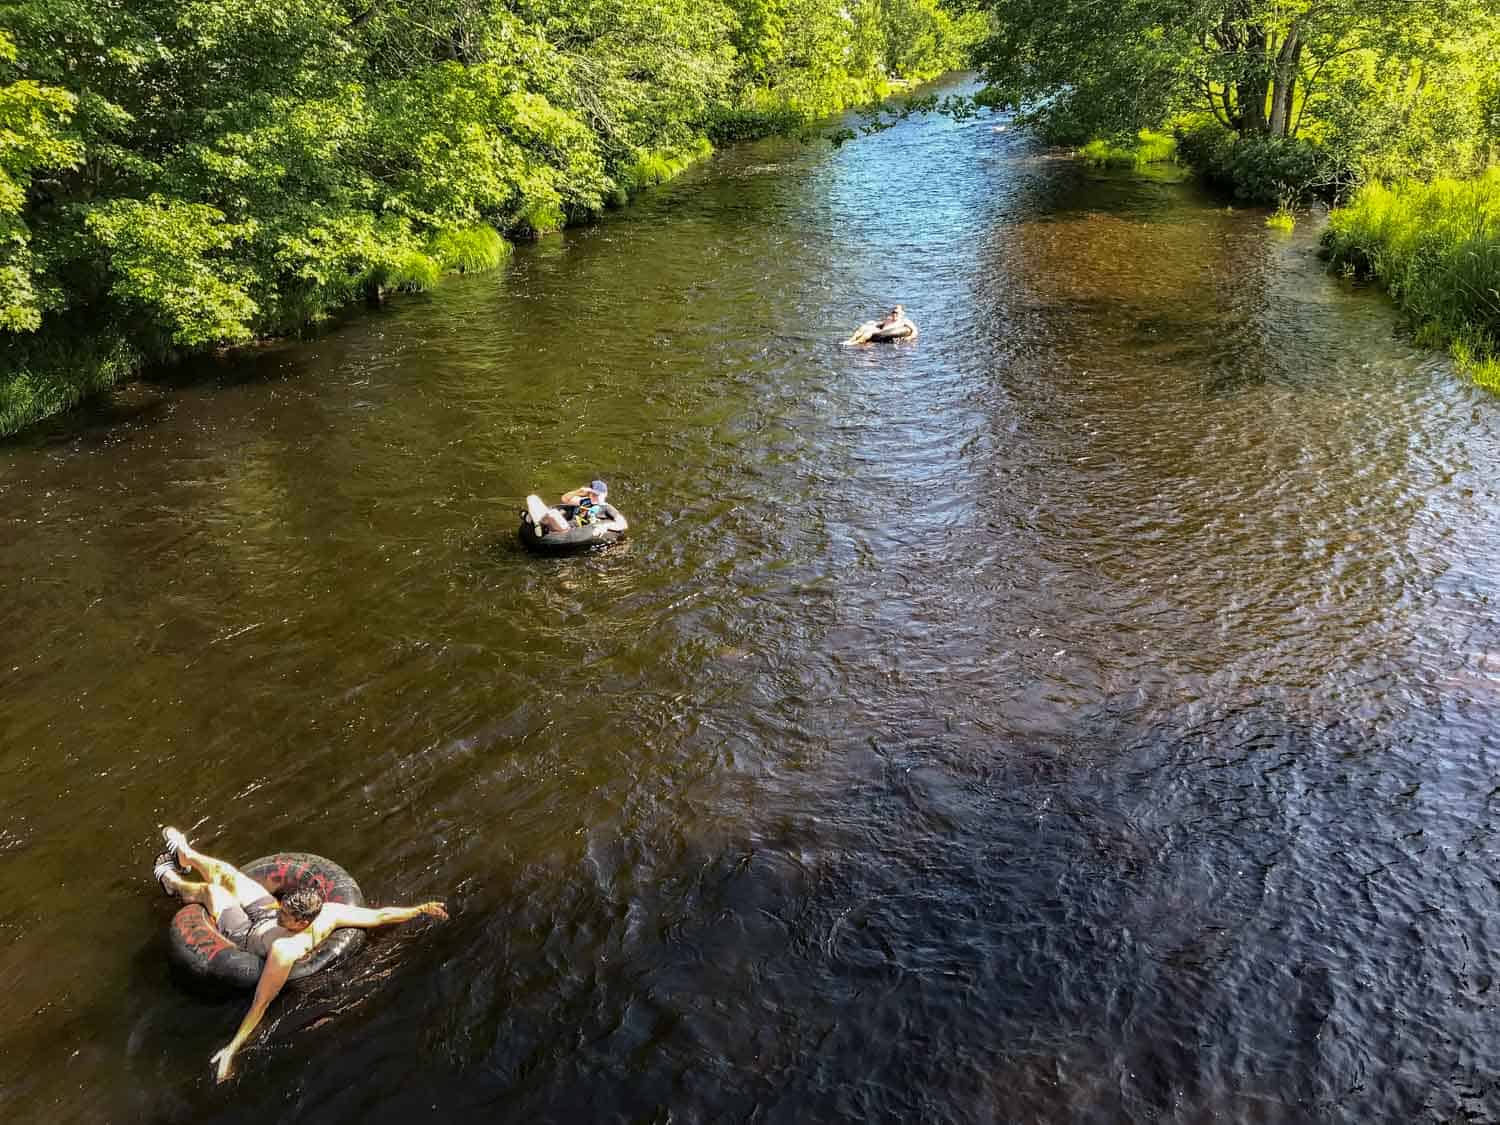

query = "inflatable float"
[[519, 503, 626, 555], [844, 318, 918, 344], [167, 852, 365, 988]]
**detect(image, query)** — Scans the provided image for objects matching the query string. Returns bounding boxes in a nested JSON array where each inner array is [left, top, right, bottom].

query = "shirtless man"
[[845, 304, 919, 344], [153, 827, 448, 1083], [524, 478, 629, 535]]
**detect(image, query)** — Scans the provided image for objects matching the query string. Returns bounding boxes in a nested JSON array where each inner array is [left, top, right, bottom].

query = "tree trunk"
[[1236, 25, 1270, 134], [1268, 31, 1302, 137], [1237, 78, 1269, 134]]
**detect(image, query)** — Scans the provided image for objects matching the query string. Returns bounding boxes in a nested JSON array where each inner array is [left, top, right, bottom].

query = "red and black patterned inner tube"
[[166, 852, 366, 988]]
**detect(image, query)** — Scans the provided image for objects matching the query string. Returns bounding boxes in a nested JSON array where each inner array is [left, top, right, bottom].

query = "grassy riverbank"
[[1323, 172, 1500, 388], [1078, 130, 1177, 169]]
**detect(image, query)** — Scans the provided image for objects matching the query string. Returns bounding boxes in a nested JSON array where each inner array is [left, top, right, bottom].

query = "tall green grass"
[[512, 199, 567, 239], [427, 224, 512, 274], [1079, 129, 1177, 169], [622, 137, 715, 196], [0, 332, 140, 437], [1265, 206, 1297, 231], [1323, 170, 1500, 385], [381, 249, 443, 292]]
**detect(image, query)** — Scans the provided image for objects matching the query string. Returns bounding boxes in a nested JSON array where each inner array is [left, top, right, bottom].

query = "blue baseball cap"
[[591, 479, 608, 498]]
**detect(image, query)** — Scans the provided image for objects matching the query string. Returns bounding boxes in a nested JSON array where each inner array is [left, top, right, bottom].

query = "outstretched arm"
[[560, 486, 599, 505], [324, 901, 448, 930], [211, 939, 307, 1082]]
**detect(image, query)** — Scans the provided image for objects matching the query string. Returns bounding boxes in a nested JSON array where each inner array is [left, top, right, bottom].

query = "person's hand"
[[421, 901, 449, 921], [210, 1044, 237, 1084]]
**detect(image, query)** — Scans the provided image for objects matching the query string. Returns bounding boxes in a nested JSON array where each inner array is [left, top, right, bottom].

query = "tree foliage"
[[969, 0, 1500, 192], [0, 30, 81, 331], [0, 0, 981, 432]]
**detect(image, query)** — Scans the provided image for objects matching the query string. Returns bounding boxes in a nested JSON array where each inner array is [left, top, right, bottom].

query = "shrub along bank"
[[1172, 120, 1348, 205], [0, 0, 984, 436], [1322, 172, 1500, 388]]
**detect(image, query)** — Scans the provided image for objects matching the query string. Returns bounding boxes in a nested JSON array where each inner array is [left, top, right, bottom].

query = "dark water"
[[5, 80, 1500, 1123]]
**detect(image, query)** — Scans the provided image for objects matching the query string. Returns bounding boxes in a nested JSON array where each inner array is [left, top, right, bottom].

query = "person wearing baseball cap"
[[562, 480, 609, 506], [524, 478, 628, 536]]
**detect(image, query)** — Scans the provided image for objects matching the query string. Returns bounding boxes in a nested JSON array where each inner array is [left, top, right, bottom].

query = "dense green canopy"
[[0, 0, 982, 432], [967, 0, 1500, 186]]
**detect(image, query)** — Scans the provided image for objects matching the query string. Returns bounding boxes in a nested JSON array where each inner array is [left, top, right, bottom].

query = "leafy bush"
[[702, 105, 808, 146], [86, 197, 258, 347], [1175, 120, 1348, 204], [1173, 120, 1238, 178], [260, 210, 431, 330]]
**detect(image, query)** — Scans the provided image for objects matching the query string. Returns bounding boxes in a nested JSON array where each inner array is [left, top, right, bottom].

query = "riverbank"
[[1322, 171, 1500, 388], [0, 116, 810, 438], [1066, 126, 1498, 386]]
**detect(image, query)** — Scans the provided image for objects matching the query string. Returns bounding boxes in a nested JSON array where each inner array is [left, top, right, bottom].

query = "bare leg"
[[160, 868, 241, 921], [163, 828, 275, 908], [525, 495, 571, 534]]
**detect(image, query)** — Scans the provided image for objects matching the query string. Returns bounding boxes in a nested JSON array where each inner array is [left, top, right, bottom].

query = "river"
[[4, 79, 1500, 1123]]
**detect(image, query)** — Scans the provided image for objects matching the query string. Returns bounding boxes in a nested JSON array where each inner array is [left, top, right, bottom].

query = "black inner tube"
[[166, 852, 366, 988], [519, 503, 625, 553]]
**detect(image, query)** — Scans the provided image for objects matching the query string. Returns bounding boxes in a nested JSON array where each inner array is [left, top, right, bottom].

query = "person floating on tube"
[[524, 478, 628, 536], [152, 827, 448, 1083], [845, 304, 918, 345]]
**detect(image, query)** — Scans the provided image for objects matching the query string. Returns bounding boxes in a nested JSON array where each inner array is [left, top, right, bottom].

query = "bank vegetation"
[[0, 0, 983, 435], [967, 0, 1500, 381]]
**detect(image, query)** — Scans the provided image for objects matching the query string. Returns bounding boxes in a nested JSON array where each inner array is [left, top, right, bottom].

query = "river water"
[[5, 81, 1500, 1123]]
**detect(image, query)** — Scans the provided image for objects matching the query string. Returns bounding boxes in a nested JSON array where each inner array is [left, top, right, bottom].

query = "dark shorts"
[[218, 895, 277, 946]]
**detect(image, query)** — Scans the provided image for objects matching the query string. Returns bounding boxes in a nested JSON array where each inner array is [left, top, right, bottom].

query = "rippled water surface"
[[5, 79, 1500, 1123]]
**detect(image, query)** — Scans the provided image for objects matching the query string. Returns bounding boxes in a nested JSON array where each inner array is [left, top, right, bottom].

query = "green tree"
[[971, 0, 1496, 156], [0, 0, 980, 434], [0, 31, 82, 331]]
